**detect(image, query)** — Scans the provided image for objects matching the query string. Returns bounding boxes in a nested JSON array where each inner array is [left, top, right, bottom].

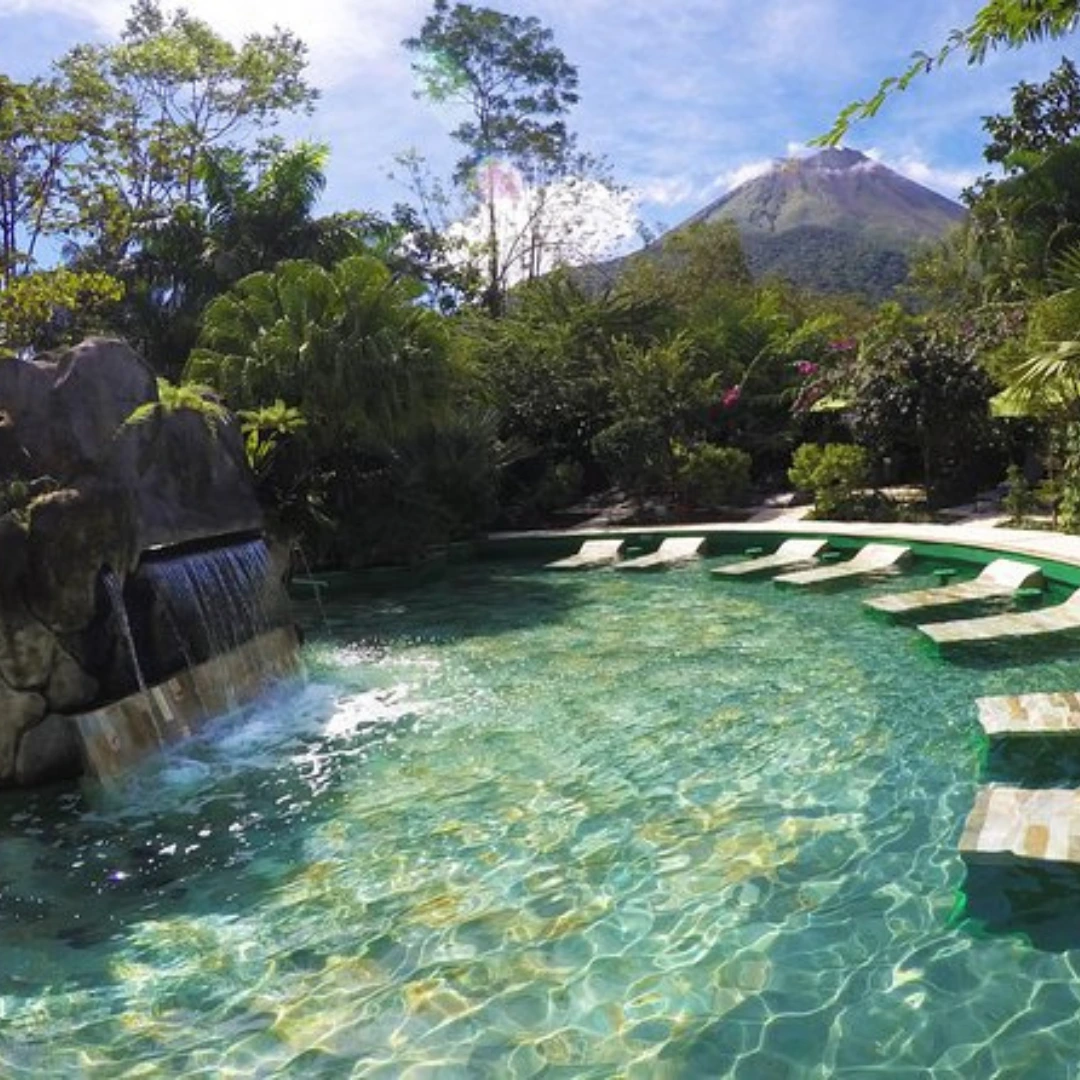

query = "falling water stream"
[[101, 569, 147, 696], [142, 538, 273, 662]]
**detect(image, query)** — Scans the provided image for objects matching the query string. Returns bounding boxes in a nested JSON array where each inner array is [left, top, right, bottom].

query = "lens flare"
[[472, 158, 525, 202]]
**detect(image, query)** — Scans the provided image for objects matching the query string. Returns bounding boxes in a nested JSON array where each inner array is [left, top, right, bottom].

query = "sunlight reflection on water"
[[3, 561, 1080, 1076]]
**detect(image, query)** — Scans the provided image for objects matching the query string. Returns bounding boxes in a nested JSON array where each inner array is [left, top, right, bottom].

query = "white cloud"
[[864, 148, 977, 198], [447, 167, 639, 284], [713, 159, 775, 194], [635, 176, 699, 207], [894, 158, 978, 198], [0, 0, 125, 25]]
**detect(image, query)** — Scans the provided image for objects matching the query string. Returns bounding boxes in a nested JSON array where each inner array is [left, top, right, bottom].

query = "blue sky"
[[1, 0, 1076, 241]]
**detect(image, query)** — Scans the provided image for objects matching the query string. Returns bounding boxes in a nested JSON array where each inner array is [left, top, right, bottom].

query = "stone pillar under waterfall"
[[0, 338, 298, 787]]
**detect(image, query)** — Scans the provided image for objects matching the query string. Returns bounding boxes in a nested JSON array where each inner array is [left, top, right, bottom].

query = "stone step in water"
[[977, 691, 1080, 737], [960, 785, 1080, 864]]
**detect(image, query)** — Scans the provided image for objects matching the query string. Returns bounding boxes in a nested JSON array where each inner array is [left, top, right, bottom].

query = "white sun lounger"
[[712, 538, 829, 578], [920, 588, 1080, 648], [774, 542, 911, 588], [865, 558, 1043, 618], [545, 538, 625, 570], [616, 536, 706, 571]]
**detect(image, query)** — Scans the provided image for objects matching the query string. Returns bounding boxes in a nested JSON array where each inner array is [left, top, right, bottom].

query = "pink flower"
[[795, 360, 819, 377], [721, 386, 741, 409]]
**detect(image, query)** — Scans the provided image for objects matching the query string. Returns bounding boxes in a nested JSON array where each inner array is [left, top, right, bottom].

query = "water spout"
[[102, 569, 148, 697]]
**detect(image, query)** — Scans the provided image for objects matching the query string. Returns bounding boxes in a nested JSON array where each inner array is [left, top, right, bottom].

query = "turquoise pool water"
[[4, 560, 1080, 1076]]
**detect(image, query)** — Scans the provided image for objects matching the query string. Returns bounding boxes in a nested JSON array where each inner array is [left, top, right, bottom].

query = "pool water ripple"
[[4, 561, 1080, 1075]]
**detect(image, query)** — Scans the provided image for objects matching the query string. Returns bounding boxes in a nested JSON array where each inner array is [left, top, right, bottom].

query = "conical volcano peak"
[[659, 146, 965, 299], [690, 145, 963, 241], [590, 146, 966, 301], [799, 147, 875, 171]]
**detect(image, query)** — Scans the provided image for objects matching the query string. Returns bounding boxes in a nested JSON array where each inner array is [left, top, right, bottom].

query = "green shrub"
[[1003, 463, 1035, 525], [1059, 423, 1080, 534], [593, 416, 671, 495], [788, 442, 869, 519], [534, 460, 585, 512], [673, 442, 752, 507]]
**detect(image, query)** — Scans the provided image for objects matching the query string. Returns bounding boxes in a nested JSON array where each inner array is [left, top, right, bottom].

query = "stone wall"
[[0, 339, 267, 786]]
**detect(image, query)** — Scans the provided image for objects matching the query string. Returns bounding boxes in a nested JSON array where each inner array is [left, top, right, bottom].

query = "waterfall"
[[76, 538, 300, 780], [102, 569, 148, 696], [142, 538, 275, 673]]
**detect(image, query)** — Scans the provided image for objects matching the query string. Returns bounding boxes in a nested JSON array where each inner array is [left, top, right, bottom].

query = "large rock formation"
[[0, 339, 268, 786]]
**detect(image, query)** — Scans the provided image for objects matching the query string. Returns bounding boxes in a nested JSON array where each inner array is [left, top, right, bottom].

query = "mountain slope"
[[603, 148, 967, 300], [691, 148, 964, 244]]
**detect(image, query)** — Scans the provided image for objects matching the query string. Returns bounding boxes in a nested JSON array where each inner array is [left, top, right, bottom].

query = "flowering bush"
[[720, 386, 742, 409]]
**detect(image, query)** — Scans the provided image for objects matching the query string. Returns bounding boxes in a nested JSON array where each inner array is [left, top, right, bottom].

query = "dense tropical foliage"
[[5, 0, 1080, 565]]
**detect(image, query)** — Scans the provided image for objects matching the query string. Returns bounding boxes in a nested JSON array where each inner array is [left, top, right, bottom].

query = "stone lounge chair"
[[774, 542, 911, 589], [616, 536, 706, 572], [865, 558, 1043, 618], [545, 538, 625, 570], [712, 538, 829, 579], [919, 588, 1080, 649]]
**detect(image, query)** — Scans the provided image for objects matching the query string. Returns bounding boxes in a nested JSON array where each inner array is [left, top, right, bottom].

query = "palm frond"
[[1050, 241, 1080, 292], [991, 339, 1080, 417]]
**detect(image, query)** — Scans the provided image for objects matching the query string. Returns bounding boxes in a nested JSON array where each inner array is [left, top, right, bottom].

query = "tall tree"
[[0, 76, 78, 288], [187, 256, 456, 449], [404, 1, 586, 315], [54, 0, 317, 271], [187, 255, 501, 564], [982, 56, 1080, 165], [959, 60, 1080, 300], [0, 75, 126, 353]]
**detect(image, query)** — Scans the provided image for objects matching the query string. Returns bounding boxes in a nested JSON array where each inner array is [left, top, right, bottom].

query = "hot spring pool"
[[4, 559, 1080, 1076]]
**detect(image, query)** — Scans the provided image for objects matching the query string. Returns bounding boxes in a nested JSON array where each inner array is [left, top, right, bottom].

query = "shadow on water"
[[983, 738, 1080, 786], [294, 558, 592, 647], [881, 596, 1025, 627], [933, 627, 1080, 671], [959, 858, 1080, 952]]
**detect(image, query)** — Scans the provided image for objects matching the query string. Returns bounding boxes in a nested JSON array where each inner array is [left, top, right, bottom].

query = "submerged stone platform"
[[960, 785, 1080, 864], [977, 691, 1080, 738], [73, 626, 302, 780]]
